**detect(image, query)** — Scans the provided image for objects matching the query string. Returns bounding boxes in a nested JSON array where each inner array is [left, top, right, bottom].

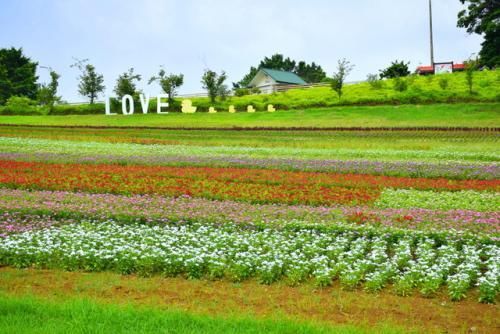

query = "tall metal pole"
[[429, 0, 435, 65]]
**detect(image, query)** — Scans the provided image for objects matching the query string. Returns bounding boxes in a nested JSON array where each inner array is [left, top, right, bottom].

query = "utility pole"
[[429, 0, 435, 65]]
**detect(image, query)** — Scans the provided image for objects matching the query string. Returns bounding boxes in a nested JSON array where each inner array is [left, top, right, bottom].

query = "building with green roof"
[[248, 68, 307, 94]]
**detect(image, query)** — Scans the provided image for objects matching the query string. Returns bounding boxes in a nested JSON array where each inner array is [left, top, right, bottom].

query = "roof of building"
[[416, 66, 435, 73], [259, 68, 307, 85], [416, 63, 465, 73]]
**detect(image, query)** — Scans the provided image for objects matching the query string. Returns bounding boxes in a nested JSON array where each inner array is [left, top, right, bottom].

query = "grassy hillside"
[[1, 69, 497, 116], [184, 69, 500, 112], [46, 69, 500, 115], [0, 103, 498, 128]]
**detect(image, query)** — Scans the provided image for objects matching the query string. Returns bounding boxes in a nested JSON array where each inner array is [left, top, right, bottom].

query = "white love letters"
[[105, 94, 169, 115]]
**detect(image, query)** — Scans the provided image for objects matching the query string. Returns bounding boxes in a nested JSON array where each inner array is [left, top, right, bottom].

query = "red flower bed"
[[0, 160, 497, 206]]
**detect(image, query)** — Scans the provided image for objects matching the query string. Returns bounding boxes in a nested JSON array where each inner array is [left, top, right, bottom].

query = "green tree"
[[458, 0, 500, 67], [37, 70, 61, 109], [148, 69, 184, 107], [295, 61, 327, 83], [71, 59, 105, 104], [235, 54, 326, 88], [114, 68, 141, 99], [464, 58, 479, 93], [201, 69, 227, 103], [379, 60, 411, 79], [331, 59, 354, 99], [0, 47, 38, 105], [260, 54, 296, 72], [233, 66, 258, 89]]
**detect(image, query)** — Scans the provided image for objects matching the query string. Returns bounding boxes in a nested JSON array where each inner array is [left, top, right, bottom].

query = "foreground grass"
[[1, 268, 497, 333], [0, 103, 499, 128], [0, 294, 398, 334]]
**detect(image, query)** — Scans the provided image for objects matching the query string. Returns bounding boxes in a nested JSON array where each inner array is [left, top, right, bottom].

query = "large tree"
[[201, 69, 227, 103], [295, 61, 326, 84], [0, 47, 38, 105], [148, 69, 184, 107], [37, 69, 61, 109], [114, 68, 141, 99], [458, 0, 500, 67], [235, 54, 326, 88], [259, 54, 296, 72], [71, 59, 105, 104]]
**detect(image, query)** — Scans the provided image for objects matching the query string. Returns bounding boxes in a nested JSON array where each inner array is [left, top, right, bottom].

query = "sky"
[[0, 0, 483, 102]]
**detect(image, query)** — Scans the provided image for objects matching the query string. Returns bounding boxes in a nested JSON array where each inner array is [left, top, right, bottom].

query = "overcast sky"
[[0, 0, 483, 102]]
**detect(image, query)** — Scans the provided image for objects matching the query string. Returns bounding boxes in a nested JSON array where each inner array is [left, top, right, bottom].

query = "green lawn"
[[0, 103, 499, 128], [0, 294, 407, 334]]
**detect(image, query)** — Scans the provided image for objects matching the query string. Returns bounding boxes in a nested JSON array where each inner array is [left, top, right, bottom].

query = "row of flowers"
[[4, 127, 496, 144], [0, 136, 498, 179], [375, 189, 499, 212], [0, 189, 498, 236], [0, 160, 378, 206], [3, 152, 497, 181], [0, 160, 497, 206], [2, 136, 497, 162], [0, 221, 497, 303]]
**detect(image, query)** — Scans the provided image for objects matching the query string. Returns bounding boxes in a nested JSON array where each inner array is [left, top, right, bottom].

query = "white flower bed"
[[0, 221, 498, 302]]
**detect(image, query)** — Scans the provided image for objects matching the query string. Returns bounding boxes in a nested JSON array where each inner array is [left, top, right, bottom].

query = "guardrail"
[[274, 81, 364, 92]]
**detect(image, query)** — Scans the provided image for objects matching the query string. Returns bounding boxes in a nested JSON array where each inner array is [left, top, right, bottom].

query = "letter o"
[[122, 95, 134, 115]]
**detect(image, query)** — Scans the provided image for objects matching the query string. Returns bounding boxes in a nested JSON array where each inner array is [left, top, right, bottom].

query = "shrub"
[[250, 87, 261, 94], [234, 88, 250, 97], [393, 77, 408, 92], [49, 103, 105, 115], [438, 76, 449, 90], [406, 74, 417, 85], [379, 60, 410, 79], [367, 74, 384, 89], [0, 96, 43, 115]]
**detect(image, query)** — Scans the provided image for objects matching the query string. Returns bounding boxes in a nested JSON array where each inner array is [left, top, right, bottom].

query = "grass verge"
[[0, 268, 497, 333], [0, 293, 401, 334]]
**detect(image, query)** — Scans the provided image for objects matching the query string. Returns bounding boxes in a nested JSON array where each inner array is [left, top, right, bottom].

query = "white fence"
[[62, 80, 365, 105]]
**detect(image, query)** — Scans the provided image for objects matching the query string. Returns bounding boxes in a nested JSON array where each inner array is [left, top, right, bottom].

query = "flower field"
[[0, 133, 498, 179], [1, 160, 497, 206], [1, 221, 498, 303], [0, 125, 498, 311]]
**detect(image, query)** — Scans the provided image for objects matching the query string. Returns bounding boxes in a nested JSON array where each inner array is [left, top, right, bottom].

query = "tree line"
[[1, 0, 497, 109], [0, 49, 345, 108]]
